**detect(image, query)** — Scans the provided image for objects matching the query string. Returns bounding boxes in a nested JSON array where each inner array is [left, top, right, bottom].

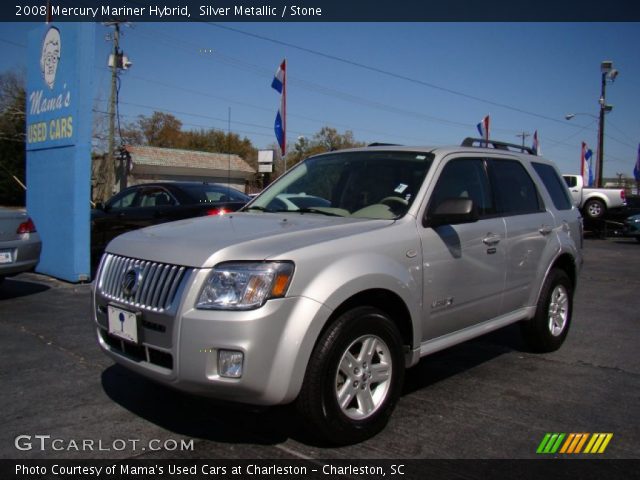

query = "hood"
[[106, 212, 392, 267]]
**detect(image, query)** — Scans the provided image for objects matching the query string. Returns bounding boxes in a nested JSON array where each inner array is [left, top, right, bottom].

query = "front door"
[[420, 157, 506, 341]]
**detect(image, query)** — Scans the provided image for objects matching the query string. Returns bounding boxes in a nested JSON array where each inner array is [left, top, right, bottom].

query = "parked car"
[[562, 174, 626, 220], [0, 208, 41, 284], [623, 213, 640, 242], [93, 139, 582, 444], [91, 182, 250, 265]]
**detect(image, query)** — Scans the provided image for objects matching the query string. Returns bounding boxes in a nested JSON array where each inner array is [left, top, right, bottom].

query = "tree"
[[120, 113, 258, 166], [0, 71, 26, 206], [313, 126, 365, 151], [127, 112, 183, 148], [282, 127, 365, 171], [180, 129, 257, 167]]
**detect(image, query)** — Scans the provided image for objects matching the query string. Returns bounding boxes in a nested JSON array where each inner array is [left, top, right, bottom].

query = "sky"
[[1, 21, 639, 178]]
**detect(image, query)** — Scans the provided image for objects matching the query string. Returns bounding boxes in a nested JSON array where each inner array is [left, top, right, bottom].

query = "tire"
[[521, 269, 573, 353], [296, 306, 405, 445], [583, 199, 606, 220]]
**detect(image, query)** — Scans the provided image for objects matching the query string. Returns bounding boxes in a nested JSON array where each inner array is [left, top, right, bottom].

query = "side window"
[[563, 175, 577, 188], [138, 188, 175, 207], [533, 163, 573, 211], [488, 159, 543, 215], [429, 158, 494, 217], [107, 189, 137, 209]]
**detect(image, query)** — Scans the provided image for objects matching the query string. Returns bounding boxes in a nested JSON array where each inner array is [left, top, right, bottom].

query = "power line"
[[206, 23, 575, 127], [130, 26, 520, 136], [106, 67, 441, 144], [93, 108, 278, 139], [0, 37, 26, 49], [101, 24, 636, 159]]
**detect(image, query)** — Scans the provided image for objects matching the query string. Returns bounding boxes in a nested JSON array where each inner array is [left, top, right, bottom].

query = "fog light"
[[218, 350, 244, 378]]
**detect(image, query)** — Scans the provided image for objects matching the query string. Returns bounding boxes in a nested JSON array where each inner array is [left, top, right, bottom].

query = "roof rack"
[[367, 142, 402, 147], [461, 137, 536, 155]]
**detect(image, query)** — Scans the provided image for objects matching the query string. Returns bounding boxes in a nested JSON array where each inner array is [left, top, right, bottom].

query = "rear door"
[[489, 158, 556, 312]]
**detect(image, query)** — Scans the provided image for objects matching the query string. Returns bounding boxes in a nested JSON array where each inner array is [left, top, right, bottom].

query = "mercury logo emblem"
[[121, 267, 141, 298]]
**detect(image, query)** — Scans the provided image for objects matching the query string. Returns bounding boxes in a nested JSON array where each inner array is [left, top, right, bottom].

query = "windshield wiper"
[[296, 208, 344, 217], [245, 205, 343, 217]]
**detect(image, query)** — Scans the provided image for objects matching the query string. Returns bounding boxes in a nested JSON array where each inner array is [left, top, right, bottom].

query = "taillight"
[[206, 208, 229, 216], [17, 217, 37, 234], [621, 190, 626, 201]]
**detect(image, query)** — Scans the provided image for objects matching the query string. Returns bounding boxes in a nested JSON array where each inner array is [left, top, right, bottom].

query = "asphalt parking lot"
[[1, 238, 639, 464]]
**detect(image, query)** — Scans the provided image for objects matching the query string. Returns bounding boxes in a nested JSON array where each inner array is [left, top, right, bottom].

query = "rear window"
[[533, 163, 573, 211], [180, 184, 249, 204]]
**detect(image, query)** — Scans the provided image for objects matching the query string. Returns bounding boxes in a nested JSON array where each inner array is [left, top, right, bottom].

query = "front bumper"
[[94, 275, 331, 405]]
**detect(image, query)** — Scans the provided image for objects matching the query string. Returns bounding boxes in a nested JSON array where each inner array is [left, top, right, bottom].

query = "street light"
[[596, 60, 619, 188], [565, 113, 598, 121]]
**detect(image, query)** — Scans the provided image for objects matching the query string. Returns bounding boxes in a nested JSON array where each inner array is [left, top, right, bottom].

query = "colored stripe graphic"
[[561, 433, 588, 453], [537, 433, 613, 454], [537, 433, 565, 454], [584, 433, 613, 454]]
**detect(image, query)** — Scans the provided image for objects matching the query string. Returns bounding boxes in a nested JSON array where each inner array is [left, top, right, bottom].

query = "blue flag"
[[634, 144, 640, 182], [272, 60, 286, 155]]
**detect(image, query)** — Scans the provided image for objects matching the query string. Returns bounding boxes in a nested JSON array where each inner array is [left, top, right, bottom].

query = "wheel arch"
[[321, 289, 414, 354], [549, 252, 578, 290], [583, 193, 609, 206], [529, 251, 578, 316]]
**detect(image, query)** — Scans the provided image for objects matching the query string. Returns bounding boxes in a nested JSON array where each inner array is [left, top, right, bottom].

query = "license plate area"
[[0, 249, 13, 264], [108, 305, 140, 344]]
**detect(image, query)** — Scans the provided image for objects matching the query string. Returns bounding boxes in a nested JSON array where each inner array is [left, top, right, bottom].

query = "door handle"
[[539, 225, 553, 235], [482, 234, 501, 246]]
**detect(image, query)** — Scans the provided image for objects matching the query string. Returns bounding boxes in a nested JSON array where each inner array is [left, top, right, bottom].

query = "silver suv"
[[93, 139, 582, 444]]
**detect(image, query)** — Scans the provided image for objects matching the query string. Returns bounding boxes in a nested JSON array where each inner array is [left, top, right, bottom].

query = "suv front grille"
[[98, 254, 187, 312]]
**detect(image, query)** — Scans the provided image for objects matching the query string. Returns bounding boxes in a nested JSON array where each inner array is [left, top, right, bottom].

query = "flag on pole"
[[532, 130, 541, 155], [581, 142, 594, 187], [634, 143, 640, 182], [271, 59, 286, 156], [476, 115, 490, 145]]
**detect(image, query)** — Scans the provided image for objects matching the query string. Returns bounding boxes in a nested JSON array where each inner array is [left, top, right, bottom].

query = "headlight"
[[196, 262, 294, 310]]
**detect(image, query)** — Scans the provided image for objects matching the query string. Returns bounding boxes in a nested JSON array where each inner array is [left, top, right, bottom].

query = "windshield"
[[247, 151, 433, 219]]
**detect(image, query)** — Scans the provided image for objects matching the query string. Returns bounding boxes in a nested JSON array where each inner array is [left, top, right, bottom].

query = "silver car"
[[93, 139, 582, 444], [0, 208, 41, 283]]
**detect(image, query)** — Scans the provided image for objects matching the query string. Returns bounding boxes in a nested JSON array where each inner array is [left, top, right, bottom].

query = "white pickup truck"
[[563, 174, 626, 220]]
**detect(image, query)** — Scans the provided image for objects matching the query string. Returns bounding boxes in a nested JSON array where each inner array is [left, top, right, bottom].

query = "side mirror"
[[425, 198, 478, 228], [94, 202, 105, 211]]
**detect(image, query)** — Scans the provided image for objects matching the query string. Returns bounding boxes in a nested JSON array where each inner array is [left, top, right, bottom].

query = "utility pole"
[[95, 22, 120, 203], [516, 131, 530, 149], [596, 60, 618, 188], [96, 22, 132, 202]]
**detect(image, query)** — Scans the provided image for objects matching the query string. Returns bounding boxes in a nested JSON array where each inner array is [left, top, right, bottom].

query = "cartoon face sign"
[[40, 27, 61, 90]]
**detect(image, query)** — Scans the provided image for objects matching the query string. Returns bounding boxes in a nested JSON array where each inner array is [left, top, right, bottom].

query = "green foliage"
[[121, 112, 258, 168], [284, 127, 365, 171], [0, 71, 26, 206]]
